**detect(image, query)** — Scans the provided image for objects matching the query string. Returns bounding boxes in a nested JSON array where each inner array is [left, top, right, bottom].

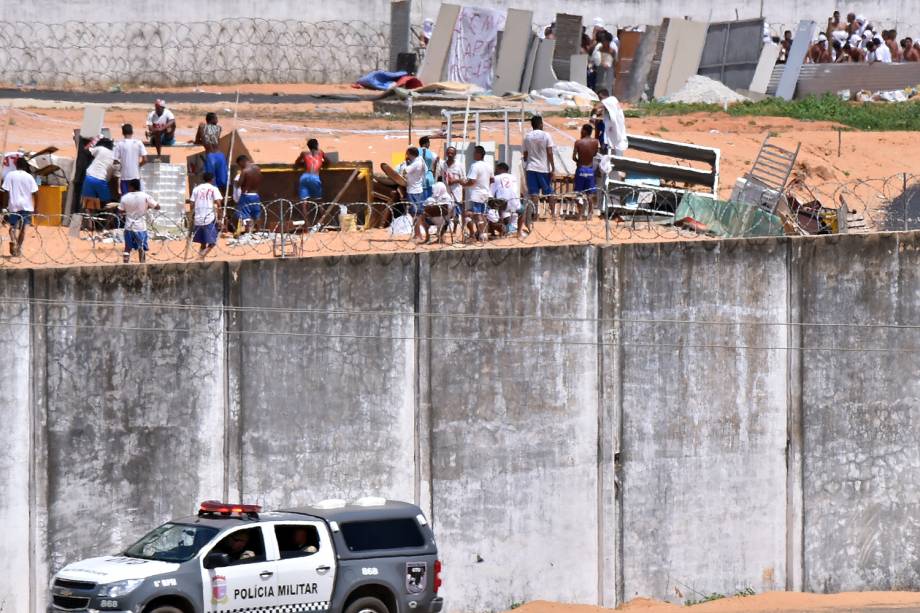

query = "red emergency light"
[[198, 500, 262, 518]]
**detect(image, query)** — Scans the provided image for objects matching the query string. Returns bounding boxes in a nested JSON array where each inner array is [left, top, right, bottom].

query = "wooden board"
[[653, 18, 709, 98]]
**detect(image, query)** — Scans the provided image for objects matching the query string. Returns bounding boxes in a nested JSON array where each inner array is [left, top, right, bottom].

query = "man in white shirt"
[[461, 145, 493, 242], [187, 171, 223, 259], [437, 146, 466, 207], [402, 147, 427, 215], [522, 115, 556, 216], [117, 178, 160, 263], [490, 161, 522, 237], [146, 99, 176, 155], [80, 138, 116, 206], [114, 123, 147, 197], [2, 157, 38, 256]]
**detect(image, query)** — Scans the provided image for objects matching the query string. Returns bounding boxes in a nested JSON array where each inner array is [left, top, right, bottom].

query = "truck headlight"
[[98, 579, 144, 597]]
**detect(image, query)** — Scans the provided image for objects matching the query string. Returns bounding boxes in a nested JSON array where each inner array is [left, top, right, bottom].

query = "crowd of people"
[[1, 91, 631, 258], [779, 9, 920, 64]]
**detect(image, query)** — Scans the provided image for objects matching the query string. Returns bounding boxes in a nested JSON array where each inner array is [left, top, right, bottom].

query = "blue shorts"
[[299, 173, 323, 200], [7, 211, 32, 227], [467, 202, 486, 215], [204, 153, 228, 191], [124, 230, 148, 252], [237, 193, 262, 221], [407, 192, 425, 215], [153, 132, 175, 146], [526, 171, 554, 196], [193, 222, 218, 246], [82, 175, 112, 203], [574, 165, 596, 193]]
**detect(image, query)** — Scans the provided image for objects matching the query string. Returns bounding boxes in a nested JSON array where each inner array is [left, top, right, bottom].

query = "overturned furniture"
[[602, 134, 720, 216]]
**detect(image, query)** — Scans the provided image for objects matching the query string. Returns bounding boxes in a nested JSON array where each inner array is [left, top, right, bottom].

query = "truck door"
[[270, 521, 337, 610], [201, 525, 278, 613]]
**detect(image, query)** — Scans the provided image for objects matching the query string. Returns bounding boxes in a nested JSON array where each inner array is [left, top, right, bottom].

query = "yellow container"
[[35, 185, 66, 226], [339, 213, 357, 232]]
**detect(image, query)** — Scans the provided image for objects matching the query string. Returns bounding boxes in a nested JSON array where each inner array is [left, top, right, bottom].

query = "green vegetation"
[[684, 587, 755, 607], [625, 94, 920, 131]]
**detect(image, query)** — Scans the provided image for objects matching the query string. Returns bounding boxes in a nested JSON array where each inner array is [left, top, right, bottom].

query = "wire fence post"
[[904, 172, 909, 232]]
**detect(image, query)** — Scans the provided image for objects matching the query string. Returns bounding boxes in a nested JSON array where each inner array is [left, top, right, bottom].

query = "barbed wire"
[[1, 173, 917, 268], [0, 19, 389, 87]]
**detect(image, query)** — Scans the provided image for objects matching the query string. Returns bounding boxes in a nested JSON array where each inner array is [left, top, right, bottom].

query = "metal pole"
[[475, 112, 481, 145], [446, 113, 453, 150], [904, 172, 909, 232], [280, 198, 286, 258], [503, 111, 511, 165], [408, 96, 414, 146], [220, 89, 241, 231]]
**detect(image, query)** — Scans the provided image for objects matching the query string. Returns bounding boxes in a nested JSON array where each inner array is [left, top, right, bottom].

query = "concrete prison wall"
[[2, 232, 920, 612], [9, 0, 920, 87]]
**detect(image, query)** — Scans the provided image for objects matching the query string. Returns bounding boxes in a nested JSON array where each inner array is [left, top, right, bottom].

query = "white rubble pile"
[[660, 75, 750, 105]]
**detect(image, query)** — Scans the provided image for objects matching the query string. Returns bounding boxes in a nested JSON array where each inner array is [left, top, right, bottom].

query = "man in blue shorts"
[[234, 155, 262, 237], [188, 172, 223, 259], [81, 138, 116, 207], [2, 157, 38, 256], [460, 145, 493, 242], [118, 178, 160, 263], [572, 123, 600, 218], [522, 115, 556, 217]]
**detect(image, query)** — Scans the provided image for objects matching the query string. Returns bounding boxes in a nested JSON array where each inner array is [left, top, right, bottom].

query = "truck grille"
[[54, 578, 97, 591], [52, 594, 90, 610]]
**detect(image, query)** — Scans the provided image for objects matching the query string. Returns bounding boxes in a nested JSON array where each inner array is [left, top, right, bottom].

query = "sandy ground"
[[515, 595, 920, 613], [0, 87, 911, 267]]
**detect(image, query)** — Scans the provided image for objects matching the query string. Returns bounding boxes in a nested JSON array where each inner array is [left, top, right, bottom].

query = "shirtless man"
[[234, 155, 262, 236], [883, 30, 902, 62], [902, 38, 920, 62], [572, 124, 600, 218]]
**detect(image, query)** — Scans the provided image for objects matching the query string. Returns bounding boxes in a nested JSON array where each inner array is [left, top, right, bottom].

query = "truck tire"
[[345, 596, 390, 613], [147, 607, 183, 613]]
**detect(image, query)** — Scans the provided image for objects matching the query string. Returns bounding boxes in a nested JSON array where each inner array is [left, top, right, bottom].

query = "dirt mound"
[[507, 593, 920, 613]]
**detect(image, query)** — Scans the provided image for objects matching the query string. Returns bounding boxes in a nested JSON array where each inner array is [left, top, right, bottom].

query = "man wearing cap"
[[146, 99, 176, 156]]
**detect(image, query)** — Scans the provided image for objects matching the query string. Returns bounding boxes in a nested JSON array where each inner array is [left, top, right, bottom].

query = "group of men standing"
[[398, 100, 627, 244]]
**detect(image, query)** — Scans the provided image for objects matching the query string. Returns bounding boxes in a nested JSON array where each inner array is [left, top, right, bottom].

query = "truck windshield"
[[123, 523, 219, 563]]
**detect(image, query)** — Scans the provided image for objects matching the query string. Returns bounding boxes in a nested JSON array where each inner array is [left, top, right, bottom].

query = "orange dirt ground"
[[514, 594, 920, 613], [0, 85, 913, 268]]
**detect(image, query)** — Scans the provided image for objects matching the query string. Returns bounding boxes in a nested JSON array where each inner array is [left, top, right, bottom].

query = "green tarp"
[[675, 192, 784, 238]]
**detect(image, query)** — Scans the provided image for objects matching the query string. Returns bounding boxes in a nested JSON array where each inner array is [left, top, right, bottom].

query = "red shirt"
[[302, 151, 324, 174]]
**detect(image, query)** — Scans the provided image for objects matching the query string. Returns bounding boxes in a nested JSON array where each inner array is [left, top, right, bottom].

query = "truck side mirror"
[[203, 552, 231, 569]]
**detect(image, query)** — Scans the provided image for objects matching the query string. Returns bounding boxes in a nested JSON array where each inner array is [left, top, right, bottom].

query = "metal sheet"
[[418, 3, 461, 85], [492, 9, 533, 95], [653, 18, 709, 99], [613, 31, 643, 99], [793, 63, 920, 98], [775, 20, 815, 100], [697, 18, 764, 90]]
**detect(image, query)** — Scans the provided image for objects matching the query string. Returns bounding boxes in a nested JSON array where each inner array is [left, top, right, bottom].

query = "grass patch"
[[630, 94, 920, 131], [685, 587, 755, 607]]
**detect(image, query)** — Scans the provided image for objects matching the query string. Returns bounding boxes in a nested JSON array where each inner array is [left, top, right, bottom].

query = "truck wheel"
[[346, 596, 390, 613], [147, 607, 183, 613]]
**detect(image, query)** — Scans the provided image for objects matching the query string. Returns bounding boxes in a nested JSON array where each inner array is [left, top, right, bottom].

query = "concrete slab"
[[0, 270, 33, 613], [388, 0, 411, 72], [625, 25, 662, 102], [552, 13, 583, 80], [232, 256, 418, 507], [529, 38, 558, 91], [750, 42, 780, 93], [79, 104, 105, 138], [775, 20, 815, 100], [427, 246, 600, 612], [521, 33, 541, 94], [569, 54, 588, 87], [653, 18, 709, 99], [418, 3, 461, 85], [492, 8, 533, 95]]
